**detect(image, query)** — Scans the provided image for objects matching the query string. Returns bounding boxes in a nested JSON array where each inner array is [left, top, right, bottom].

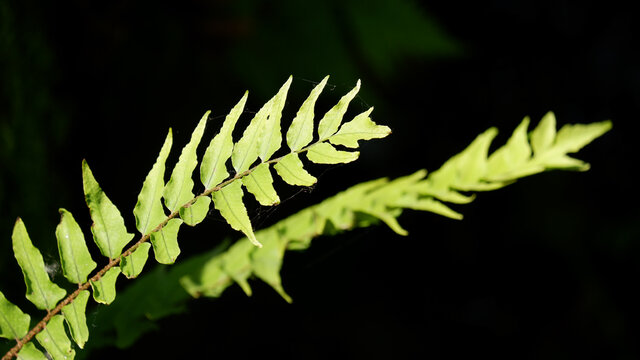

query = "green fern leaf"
[[251, 230, 292, 303], [530, 111, 556, 155], [0, 291, 30, 340], [61, 290, 90, 349], [306, 142, 359, 164], [328, 107, 391, 148], [258, 76, 291, 161], [212, 181, 260, 247], [220, 240, 254, 296], [149, 218, 183, 264], [120, 243, 151, 279], [486, 117, 539, 181], [163, 111, 208, 212], [179, 196, 211, 226], [273, 153, 317, 186], [180, 257, 230, 298], [90, 267, 121, 305], [286, 76, 328, 151], [317, 80, 361, 140], [15, 343, 47, 360], [394, 196, 463, 220], [55, 209, 97, 284], [11, 219, 66, 310], [200, 92, 247, 189], [242, 163, 280, 206], [133, 129, 173, 235], [82, 160, 134, 259], [35, 315, 74, 360], [231, 98, 273, 173]]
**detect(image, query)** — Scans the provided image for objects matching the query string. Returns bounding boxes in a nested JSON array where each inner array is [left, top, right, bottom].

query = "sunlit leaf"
[[134, 129, 173, 235], [82, 160, 134, 259], [12, 219, 66, 310], [179, 196, 211, 226], [242, 163, 280, 206], [286, 76, 328, 151], [56, 209, 97, 284], [150, 219, 183, 265], [0, 291, 30, 340], [328, 107, 391, 148], [90, 267, 121, 305], [163, 112, 208, 212], [273, 153, 316, 186], [212, 181, 260, 247], [317, 80, 361, 140], [35, 315, 74, 360], [61, 290, 90, 348], [121, 243, 151, 279], [201, 93, 247, 189]]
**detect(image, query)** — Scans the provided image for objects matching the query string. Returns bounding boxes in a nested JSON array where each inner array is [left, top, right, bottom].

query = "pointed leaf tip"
[[83, 160, 134, 259], [318, 79, 362, 140], [286, 76, 329, 151], [201, 91, 248, 189], [134, 128, 173, 235], [164, 112, 208, 212]]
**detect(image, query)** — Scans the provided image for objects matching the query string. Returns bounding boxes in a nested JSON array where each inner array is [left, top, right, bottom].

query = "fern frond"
[[69, 114, 609, 353], [0, 76, 390, 360], [179, 113, 611, 302]]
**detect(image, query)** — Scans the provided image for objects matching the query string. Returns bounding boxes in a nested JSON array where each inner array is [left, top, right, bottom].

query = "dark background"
[[1, 0, 639, 358]]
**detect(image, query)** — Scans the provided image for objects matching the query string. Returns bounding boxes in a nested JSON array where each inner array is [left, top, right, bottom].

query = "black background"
[[1, 0, 639, 358]]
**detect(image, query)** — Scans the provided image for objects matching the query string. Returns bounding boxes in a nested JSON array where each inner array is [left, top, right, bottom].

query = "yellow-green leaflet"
[[163, 112, 208, 212], [231, 97, 273, 173], [121, 243, 151, 279], [242, 163, 280, 206], [534, 115, 612, 169], [180, 257, 231, 298], [453, 128, 499, 189], [134, 129, 173, 235], [55, 209, 97, 284], [61, 290, 90, 349], [0, 290, 30, 340], [394, 196, 463, 220], [273, 153, 317, 186], [258, 76, 292, 161], [328, 107, 391, 148], [150, 218, 183, 264], [486, 117, 539, 181], [91, 266, 121, 305], [212, 180, 260, 247], [220, 240, 254, 296], [16, 342, 47, 360], [179, 196, 211, 226], [201, 92, 247, 189], [35, 315, 74, 360], [11, 219, 66, 310], [82, 160, 134, 259], [250, 230, 291, 303], [317, 79, 361, 140], [286, 76, 328, 151], [429, 128, 504, 192], [306, 142, 359, 164], [530, 111, 557, 155]]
